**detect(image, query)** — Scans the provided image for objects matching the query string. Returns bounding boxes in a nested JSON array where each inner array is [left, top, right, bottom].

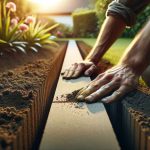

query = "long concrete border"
[[40, 40, 120, 150]]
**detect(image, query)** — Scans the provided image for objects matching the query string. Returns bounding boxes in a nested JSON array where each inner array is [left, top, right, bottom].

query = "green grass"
[[57, 38, 148, 86], [82, 38, 132, 65], [82, 38, 148, 86], [57, 38, 132, 64]]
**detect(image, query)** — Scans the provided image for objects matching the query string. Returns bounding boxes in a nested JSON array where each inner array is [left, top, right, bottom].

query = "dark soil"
[[0, 42, 67, 148], [123, 90, 150, 118], [0, 107, 23, 149]]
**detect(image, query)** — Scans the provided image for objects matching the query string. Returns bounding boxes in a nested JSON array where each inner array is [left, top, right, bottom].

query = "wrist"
[[119, 58, 146, 75], [85, 57, 99, 65]]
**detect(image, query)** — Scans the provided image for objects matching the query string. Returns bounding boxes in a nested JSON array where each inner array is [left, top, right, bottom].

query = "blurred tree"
[[123, 5, 150, 38]]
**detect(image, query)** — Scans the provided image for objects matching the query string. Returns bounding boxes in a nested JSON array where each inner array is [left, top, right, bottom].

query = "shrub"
[[95, 0, 150, 38], [122, 5, 150, 38], [72, 9, 98, 38], [95, 0, 111, 27], [54, 23, 73, 38]]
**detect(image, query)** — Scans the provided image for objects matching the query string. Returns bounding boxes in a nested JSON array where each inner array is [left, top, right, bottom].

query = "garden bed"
[[77, 41, 150, 150], [0, 42, 67, 149]]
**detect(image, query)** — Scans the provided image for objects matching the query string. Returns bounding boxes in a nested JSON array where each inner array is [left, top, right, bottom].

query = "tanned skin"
[[62, 16, 126, 78], [62, 16, 150, 103]]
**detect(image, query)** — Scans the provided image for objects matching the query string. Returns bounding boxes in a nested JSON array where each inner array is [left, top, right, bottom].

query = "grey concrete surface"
[[40, 40, 120, 150]]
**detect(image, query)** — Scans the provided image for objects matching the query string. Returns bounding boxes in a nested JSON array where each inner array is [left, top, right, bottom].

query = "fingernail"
[[101, 98, 108, 103], [77, 95, 84, 101], [85, 96, 93, 101]]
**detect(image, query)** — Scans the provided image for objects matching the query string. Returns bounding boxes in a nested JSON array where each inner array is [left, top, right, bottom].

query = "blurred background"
[[12, 0, 150, 38], [11, 0, 150, 64]]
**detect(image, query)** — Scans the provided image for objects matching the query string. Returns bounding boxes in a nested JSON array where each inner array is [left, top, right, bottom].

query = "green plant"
[[22, 17, 59, 52], [0, 0, 26, 53], [95, 0, 111, 27], [122, 5, 150, 38], [0, 0, 59, 54], [72, 9, 98, 38], [53, 23, 73, 38]]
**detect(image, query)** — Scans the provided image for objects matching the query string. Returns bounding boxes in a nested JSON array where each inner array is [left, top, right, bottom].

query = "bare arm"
[[120, 20, 150, 75], [62, 16, 126, 79], [76, 20, 150, 103], [86, 16, 126, 64]]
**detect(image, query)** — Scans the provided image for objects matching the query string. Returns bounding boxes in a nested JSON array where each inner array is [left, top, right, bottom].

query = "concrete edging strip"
[[40, 40, 120, 150]]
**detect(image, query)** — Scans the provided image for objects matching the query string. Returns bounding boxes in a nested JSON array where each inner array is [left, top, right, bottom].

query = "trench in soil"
[[77, 41, 150, 150]]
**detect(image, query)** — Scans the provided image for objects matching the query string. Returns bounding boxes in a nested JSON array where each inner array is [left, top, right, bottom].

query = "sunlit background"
[[28, 0, 92, 13]]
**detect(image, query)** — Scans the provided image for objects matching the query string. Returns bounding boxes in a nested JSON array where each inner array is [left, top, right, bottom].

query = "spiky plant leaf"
[[15, 46, 26, 53], [30, 46, 38, 52]]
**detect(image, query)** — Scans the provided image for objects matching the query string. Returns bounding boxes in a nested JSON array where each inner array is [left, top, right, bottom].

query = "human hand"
[[62, 61, 97, 79], [76, 64, 139, 103]]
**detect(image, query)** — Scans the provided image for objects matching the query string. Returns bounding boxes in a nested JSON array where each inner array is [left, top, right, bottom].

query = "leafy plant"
[[22, 17, 59, 52], [95, 0, 111, 27], [72, 9, 98, 38], [0, 0, 26, 53], [0, 0, 59, 54]]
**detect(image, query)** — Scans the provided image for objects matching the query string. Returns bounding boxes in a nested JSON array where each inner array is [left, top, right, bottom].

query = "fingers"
[[84, 79, 120, 103], [76, 75, 112, 101], [72, 63, 85, 78], [101, 85, 132, 104], [84, 65, 97, 76], [62, 63, 78, 79], [62, 62, 97, 79]]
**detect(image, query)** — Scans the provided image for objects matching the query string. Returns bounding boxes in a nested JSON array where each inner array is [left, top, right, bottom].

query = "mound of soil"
[[0, 42, 67, 149]]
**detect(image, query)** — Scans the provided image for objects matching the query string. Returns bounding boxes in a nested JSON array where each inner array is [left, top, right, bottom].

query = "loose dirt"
[[0, 42, 67, 148]]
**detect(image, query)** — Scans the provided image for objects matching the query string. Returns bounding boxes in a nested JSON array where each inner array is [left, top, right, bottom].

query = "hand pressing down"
[[76, 64, 139, 103], [62, 61, 97, 79]]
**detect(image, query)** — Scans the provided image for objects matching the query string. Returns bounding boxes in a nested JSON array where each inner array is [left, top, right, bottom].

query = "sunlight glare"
[[30, 0, 62, 12]]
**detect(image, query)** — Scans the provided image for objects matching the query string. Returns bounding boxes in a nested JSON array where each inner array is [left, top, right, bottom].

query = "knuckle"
[[92, 83, 99, 89], [104, 74, 113, 80], [79, 63, 85, 67], [91, 64, 97, 68], [72, 63, 78, 67]]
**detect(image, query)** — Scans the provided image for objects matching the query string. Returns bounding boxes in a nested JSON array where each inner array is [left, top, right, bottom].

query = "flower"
[[6, 2, 16, 12], [11, 18, 18, 26], [25, 16, 36, 24], [56, 31, 63, 36], [19, 24, 29, 32]]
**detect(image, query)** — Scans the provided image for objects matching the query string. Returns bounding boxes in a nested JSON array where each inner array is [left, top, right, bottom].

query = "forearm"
[[86, 16, 126, 64], [120, 20, 150, 75]]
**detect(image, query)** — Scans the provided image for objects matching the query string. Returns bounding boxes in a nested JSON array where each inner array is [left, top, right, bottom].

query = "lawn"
[[82, 38, 132, 65], [81, 38, 148, 86]]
